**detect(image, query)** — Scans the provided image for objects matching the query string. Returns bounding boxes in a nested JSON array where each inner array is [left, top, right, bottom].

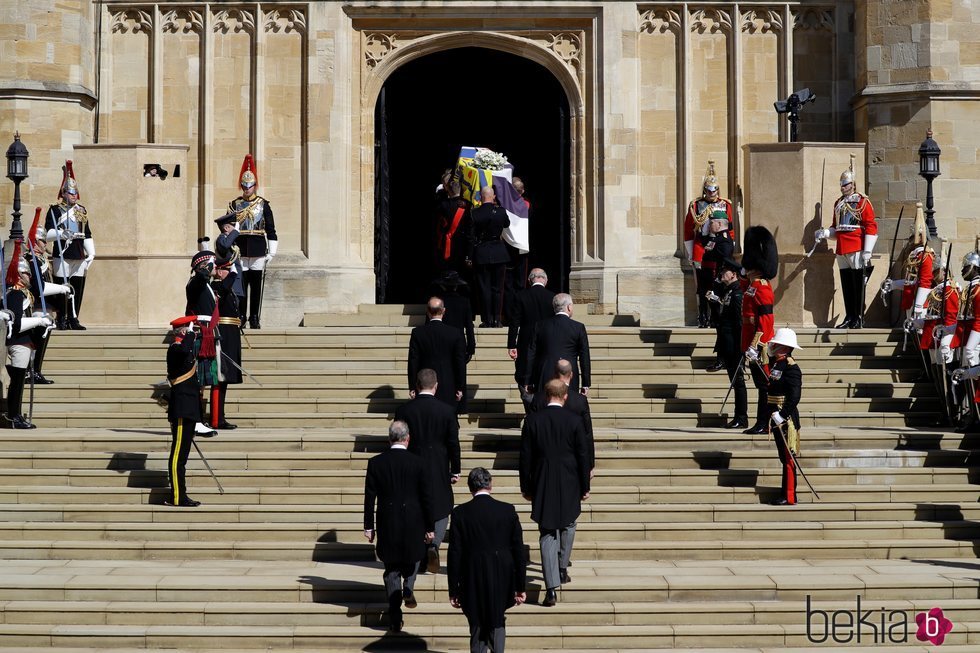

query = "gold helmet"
[[839, 153, 856, 188], [702, 160, 719, 194], [909, 202, 927, 247]]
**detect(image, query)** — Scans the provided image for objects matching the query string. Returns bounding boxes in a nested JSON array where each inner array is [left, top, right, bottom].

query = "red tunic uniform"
[[901, 248, 934, 311], [831, 192, 876, 255], [740, 278, 775, 351], [683, 197, 735, 265], [920, 283, 960, 351], [956, 281, 980, 342]]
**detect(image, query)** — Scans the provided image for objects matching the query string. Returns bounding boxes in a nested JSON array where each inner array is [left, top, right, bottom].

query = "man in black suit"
[[533, 359, 595, 477], [408, 297, 467, 411], [363, 421, 435, 632], [468, 185, 510, 328], [395, 369, 461, 575], [519, 380, 591, 607], [507, 268, 555, 411], [524, 293, 592, 396], [707, 258, 748, 429], [448, 467, 527, 653]]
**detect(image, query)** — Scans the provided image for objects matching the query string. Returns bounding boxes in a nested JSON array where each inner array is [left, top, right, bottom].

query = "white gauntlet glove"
[[265, 239, 278, 263], [744, 346, 759, 362], [771, 411, 785, 426], [953, 366, 980, 385], [705, 290, 720, 303], [861, 251, 873, 265], [814, 228, 832, 241]]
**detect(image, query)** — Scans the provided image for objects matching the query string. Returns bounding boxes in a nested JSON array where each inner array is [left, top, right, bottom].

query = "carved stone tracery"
[[110, 9, 152, 35], [365, 33, 397, 68], [264, 8, 307, 35], [544, 32, 583, 71], [741, 9, 783, 34], [639, 8, 682, 35], [162, 8, 203, 35], [213, 8, 255, 35], [690, 8, 733, 35], [793, 8, 835, 32]]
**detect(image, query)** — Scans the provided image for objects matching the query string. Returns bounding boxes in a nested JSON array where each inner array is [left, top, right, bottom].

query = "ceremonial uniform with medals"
[[883, 203, 933, 318], [45, 160, 94, 330], [683, 161, 735, 328], [951, 252, 980, 430], [765, 329, 803, 506], [740, 226, 777, 435], [709, 257, 747, 429], [815, 159, 877, 328], [228, 154, 277, 329], [916, 275, 960, 367], [184, 245, 221, 437], [4, 241, 50, 429], [26, 208, 70, 386], [468, 201, 511, 327], [165, 316, 203, 507], [209, 249, 242, 430]]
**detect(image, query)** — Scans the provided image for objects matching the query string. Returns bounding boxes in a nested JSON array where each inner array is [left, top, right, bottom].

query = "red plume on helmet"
[[27, 207, 42, 250], [5, 240, 22, 288], [238, 154, 257, 191], [58, 160, 80, 200]]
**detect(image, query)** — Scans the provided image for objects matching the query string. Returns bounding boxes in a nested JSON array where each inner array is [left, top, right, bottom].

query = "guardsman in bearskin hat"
[[881, 203, 934, 320], [4, 240, 52, 428], [25, 208, 72, 386], [185, 242, 220, 438], [209, 248, 242, 430], [740, 226, 778, 435], [228, 155, 277, 329], [683, 161, 736, 328], [766, 328, 803, 506], [45, 160, 95, 330], [706, 257, 747, 429], [814, 155, 878, 328], [165, 315, 203, 507]]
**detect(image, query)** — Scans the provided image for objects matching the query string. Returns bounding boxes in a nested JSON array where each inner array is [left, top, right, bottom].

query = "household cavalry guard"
[[184, 242, 219, 438], [208, 248, 242, 430], [4, 240, 51, 429], [766, 328, 803, 506], [45, 160, 95, 330], [881, 203, 933, 320], [683, 161, 735, 328], [908, 258, 959, 420], [228, 154, 277, 329], [813, 155, 878, 328], [25, 208, 72, 386], [952, 247, 980, 431], [740, 226, 778, 435]]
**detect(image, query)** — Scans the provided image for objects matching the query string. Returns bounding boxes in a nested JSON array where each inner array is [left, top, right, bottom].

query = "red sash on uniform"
[[442, 207, 465, 261]]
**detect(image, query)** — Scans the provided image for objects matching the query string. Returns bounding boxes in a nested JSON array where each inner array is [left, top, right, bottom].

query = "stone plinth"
[[743, 142, 887, 327], [71, 144, 190, 328]]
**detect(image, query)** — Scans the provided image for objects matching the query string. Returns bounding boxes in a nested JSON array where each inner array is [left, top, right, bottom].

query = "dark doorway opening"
[[374, 47, 571, 304]]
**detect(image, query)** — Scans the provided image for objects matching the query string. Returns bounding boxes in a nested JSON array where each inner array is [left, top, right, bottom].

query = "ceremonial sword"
[[718, 353, 745, 415], [221, 351, 264, 387], [805, 159, 828, 258], [884, 206, 905, 320], [191, 440, 224, 494]]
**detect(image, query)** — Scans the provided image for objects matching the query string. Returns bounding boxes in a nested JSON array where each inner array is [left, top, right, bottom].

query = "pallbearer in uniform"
[[766, 328, 803, 506], [740, 226, 778, 435], [4, 242, 51, 429], [228, 154, 277, 329], [209, 249, 242, 430], [165, 316, 202, 507], [813, 156, 878, 328], [881, 204, 933, 320], [45, 160, 95, 330], [683, 161, 735, 328]]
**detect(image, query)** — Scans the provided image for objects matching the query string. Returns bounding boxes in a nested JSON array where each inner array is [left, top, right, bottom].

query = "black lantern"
[[918, 129, 941, 238], [5, 132, 29, 182]]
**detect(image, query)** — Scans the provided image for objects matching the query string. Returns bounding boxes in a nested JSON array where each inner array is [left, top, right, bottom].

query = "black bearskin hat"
[[742, 226, 778, 280]]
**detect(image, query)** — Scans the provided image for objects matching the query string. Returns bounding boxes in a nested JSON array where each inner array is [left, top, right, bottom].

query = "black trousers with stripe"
[[168, 418, 195, 504]]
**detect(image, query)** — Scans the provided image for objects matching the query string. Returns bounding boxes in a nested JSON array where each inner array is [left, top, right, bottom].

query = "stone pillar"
[[743, 142, 890, 327], [72, 144, 189, 327]]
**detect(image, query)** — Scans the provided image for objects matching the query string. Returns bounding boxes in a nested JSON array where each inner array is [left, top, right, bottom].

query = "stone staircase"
[[2, 314, 979, 651]]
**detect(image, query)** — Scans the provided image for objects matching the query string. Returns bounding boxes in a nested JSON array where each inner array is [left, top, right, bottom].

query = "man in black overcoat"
[[431, 270, 475, 363], [519, 380, 591, 607], [707, 258, 748, 429], [468, 185, 510, 327], [448, 467, 527, 653], [363, 420, 435, 632], [524, 293, 592, 396], [507, 267, 555, 411], [395, 369, 461, 574], [408, 297, 467, 411], [532, 359, 595, 476]]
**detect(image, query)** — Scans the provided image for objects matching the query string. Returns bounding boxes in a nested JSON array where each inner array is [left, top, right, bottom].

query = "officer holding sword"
[[45, 161, 95, 330]]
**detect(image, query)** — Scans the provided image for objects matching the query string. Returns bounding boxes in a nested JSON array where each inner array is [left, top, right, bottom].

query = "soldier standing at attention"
[[683, 161, 735, 328], [229, 154, 277, 329]]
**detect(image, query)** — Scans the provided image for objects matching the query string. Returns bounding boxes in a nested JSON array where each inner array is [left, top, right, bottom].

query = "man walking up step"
[[395, 369, 461, 574], [363, 420, 435, 632], [448, 467, 527, 653], [520, 379, 591, 606]]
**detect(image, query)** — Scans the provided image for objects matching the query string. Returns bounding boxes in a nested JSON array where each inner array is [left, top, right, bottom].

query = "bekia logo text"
[[806, 595, 953, 645]]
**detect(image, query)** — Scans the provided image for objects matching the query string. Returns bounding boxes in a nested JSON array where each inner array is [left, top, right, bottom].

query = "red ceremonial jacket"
[[920, 283, 960, 351], [831, 193, 876, 255], [683, 197, 735, 265], [956, 281, 980, 341], [740, 278, 775, 351], [901, 248, 934, 311]]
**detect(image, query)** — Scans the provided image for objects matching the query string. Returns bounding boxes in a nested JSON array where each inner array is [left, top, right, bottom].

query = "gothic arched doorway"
[[374, 46, 571, 304]]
